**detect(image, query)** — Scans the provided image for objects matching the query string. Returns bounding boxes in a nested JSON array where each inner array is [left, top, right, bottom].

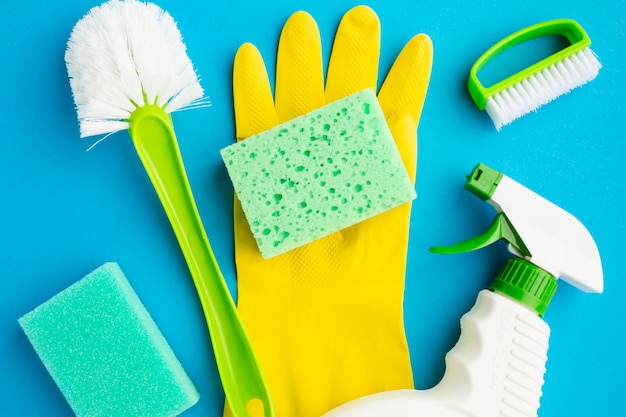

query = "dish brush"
[[65, 1, 273, 416]]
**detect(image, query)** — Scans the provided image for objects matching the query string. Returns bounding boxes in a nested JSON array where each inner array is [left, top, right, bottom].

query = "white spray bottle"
[[323, 162, 603, 417]]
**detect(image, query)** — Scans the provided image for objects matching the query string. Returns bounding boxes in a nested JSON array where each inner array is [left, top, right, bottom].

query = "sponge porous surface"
[[18, 262, 199, 417], [221, 89, 416, 258]]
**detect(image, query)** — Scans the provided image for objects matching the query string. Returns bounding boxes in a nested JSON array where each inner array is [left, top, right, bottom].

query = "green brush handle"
[[128, 104, 273, 417], [468, 18, 592, 109]]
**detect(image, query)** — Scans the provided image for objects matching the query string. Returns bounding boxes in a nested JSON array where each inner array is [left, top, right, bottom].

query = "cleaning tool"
[[323, 162, 603, 416], [221, 89, 416, 259], [228, 6, 432, 416], [18, 262, 200, 417], [64, 1, 272, 416], [468, 19, 601, 130]]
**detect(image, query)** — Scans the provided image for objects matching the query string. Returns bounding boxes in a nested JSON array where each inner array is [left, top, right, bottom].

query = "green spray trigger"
[[430, 212, 530, 256]]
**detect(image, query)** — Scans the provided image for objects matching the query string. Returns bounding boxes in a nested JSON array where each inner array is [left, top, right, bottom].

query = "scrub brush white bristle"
[[65, 0, 206, 138], [468, 19, 601, 131]]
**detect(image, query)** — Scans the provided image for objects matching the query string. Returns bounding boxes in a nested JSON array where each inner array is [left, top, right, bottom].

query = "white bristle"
[[65, 0, 206, 138], [485, 47, 601, 130]]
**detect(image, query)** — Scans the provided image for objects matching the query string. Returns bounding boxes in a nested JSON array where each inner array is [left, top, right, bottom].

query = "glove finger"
[[378, 33, 433, 125], [275, 11, 325, 122], [388, 112, 418, 183], [325, 5, 380, 103], [377, 33, 432, 182], [233, 42, 278, 140]]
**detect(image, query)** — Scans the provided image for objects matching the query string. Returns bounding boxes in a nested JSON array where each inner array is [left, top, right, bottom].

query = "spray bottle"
[[323, 162, 603, 417]]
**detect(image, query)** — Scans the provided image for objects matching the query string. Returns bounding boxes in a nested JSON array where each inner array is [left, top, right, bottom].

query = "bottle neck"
[[490, 257, 558, 317]]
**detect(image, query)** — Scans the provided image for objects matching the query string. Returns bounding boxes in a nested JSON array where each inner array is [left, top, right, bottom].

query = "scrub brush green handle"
[[64, 1, 273, 416], [467, 18, 600, 130], [468, 19, 591, 110], [129, 105, 273, 417]]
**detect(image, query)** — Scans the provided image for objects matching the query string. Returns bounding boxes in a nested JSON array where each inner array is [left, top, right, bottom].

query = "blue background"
[[2, 0, 625, 415]]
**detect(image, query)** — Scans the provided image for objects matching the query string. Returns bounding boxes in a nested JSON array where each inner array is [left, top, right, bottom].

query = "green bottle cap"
[[490, 258, 558, 317]]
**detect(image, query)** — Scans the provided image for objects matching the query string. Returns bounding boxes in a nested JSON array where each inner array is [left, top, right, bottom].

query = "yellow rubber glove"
[[228, 6, 432, 417]]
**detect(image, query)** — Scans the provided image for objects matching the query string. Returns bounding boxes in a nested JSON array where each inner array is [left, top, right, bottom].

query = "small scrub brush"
[[468, 19, 601, 130], [65, 1, 273, 416]]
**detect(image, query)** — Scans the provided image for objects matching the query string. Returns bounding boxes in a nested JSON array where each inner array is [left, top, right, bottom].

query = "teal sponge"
[[221, 89, 416, 258], [18, 262, 199, 417]]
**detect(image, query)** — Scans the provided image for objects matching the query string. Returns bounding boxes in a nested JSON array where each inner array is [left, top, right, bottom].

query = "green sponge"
[[18, 262, 199, 417], [221, 88, 416, 258]]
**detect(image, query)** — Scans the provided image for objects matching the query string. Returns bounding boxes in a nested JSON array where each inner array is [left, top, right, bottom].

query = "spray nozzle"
[[430, 163, 603, 314]]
